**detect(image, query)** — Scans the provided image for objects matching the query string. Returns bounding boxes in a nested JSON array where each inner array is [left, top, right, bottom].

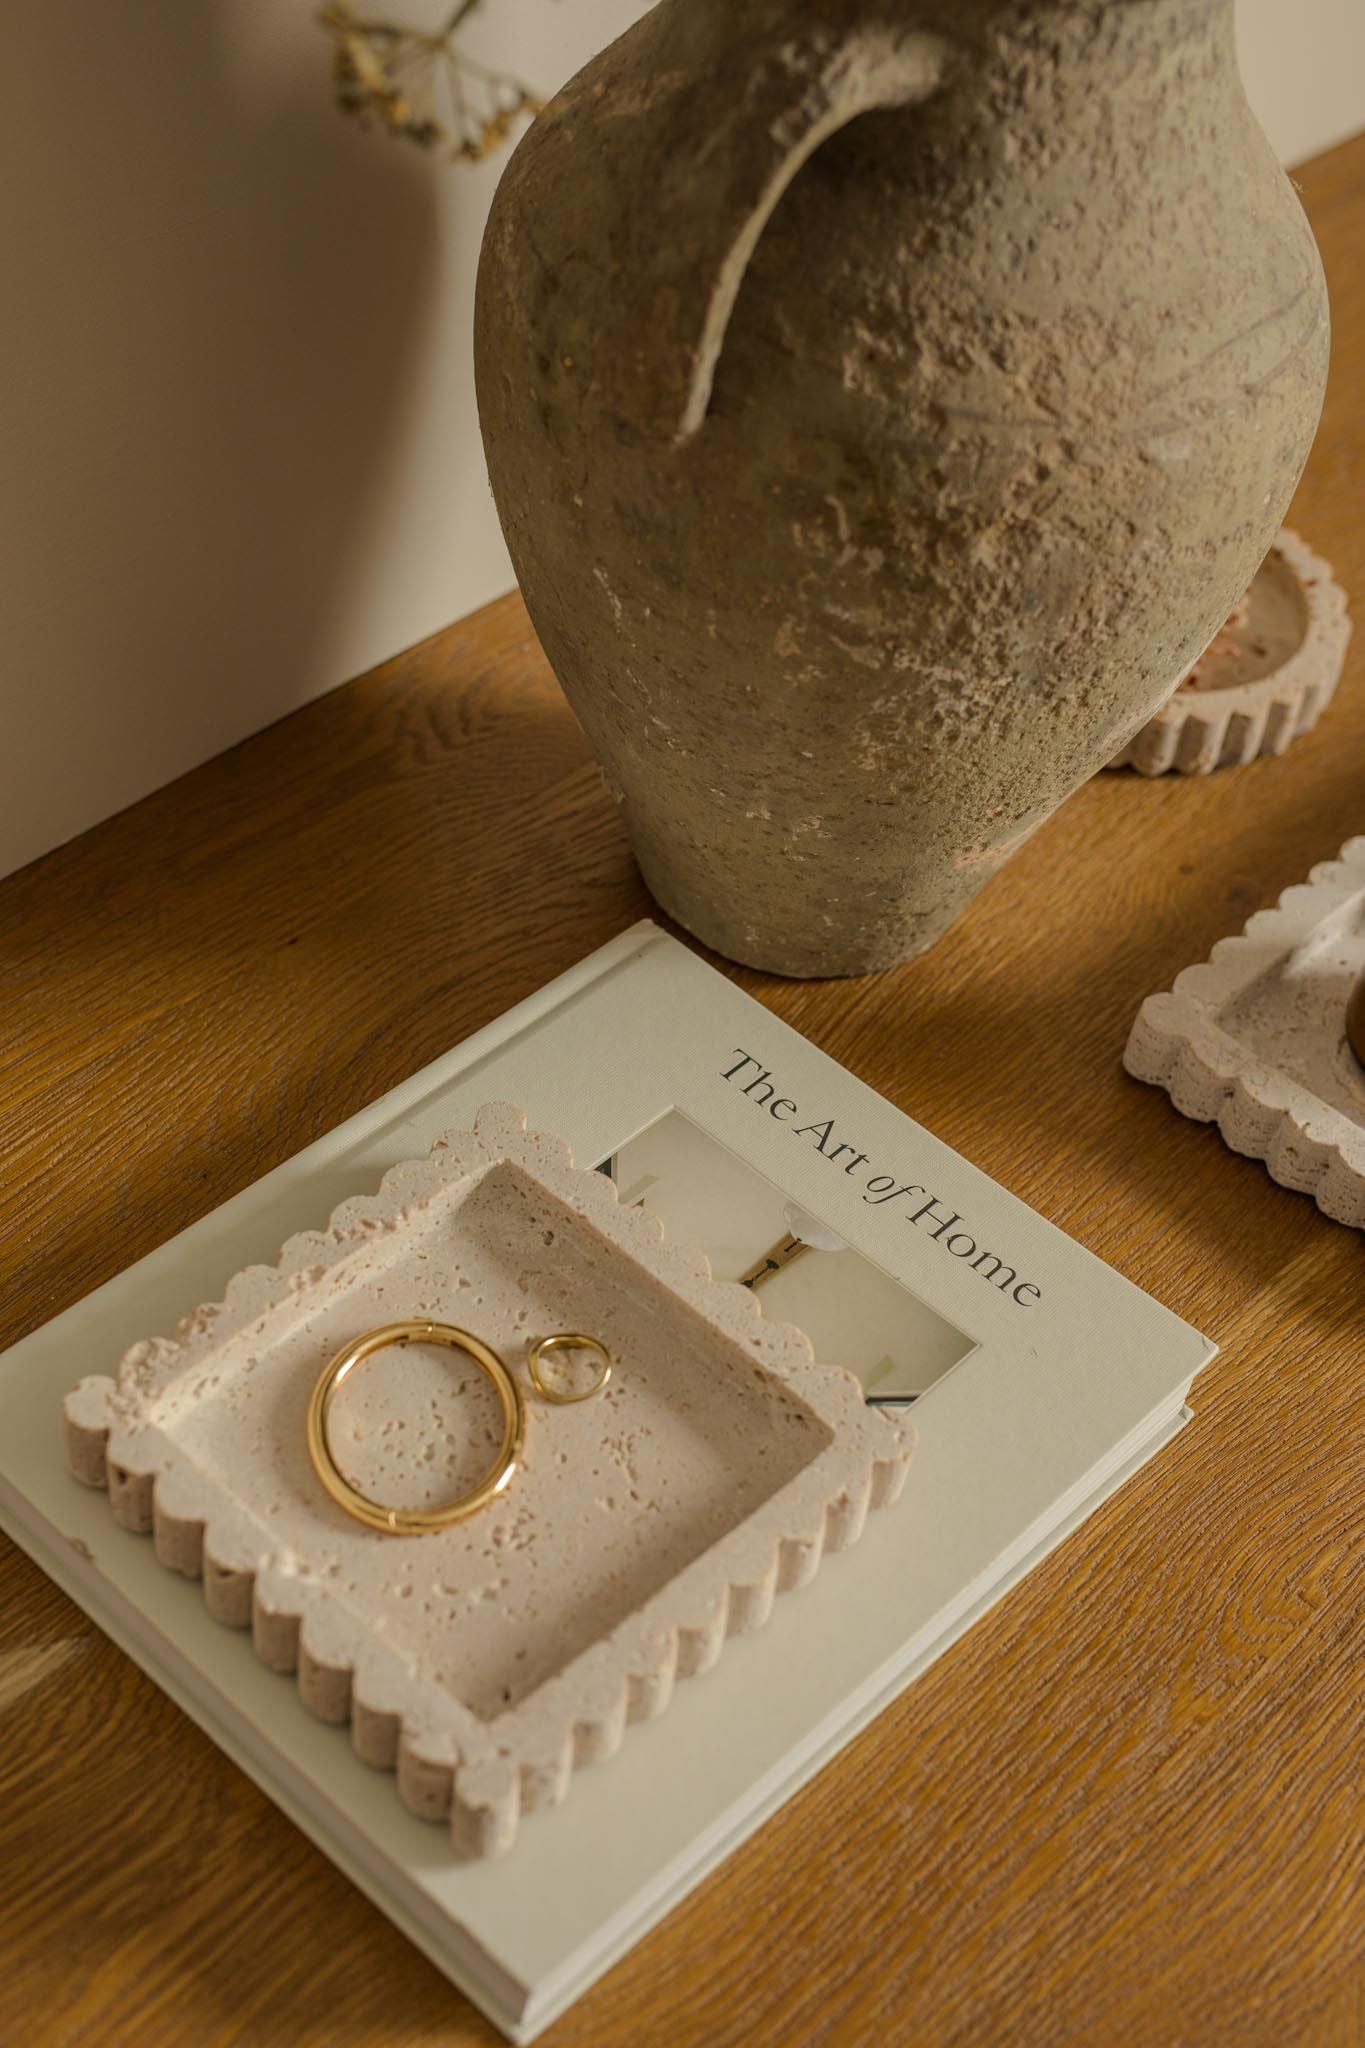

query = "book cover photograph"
[[599, 1106, 976, 1406]]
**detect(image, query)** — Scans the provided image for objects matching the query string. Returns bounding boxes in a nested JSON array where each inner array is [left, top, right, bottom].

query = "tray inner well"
[[153, 1161, 831, 1720]]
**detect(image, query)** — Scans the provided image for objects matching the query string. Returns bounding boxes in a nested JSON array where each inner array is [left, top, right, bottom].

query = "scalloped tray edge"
[[1123, 839, 1365, 1227]]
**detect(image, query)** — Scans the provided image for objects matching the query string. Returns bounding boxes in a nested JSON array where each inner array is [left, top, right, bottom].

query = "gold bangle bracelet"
[[306, 1320, 525, 1536]]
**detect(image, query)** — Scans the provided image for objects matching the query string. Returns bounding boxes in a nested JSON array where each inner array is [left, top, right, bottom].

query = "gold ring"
[[306, 1321, 525, 1536], [527, 1331, 612, 1404]]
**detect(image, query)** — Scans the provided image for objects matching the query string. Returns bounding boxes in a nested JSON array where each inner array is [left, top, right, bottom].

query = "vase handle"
[[615, 10, 950, 445]]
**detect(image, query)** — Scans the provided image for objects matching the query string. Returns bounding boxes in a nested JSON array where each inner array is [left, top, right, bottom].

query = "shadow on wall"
[[0, 4, 438, 876]]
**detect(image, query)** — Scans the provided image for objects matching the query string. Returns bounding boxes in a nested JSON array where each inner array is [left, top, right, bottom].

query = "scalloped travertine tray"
[[1124, 839, 1365, 1227], [63, 1104, 912, 1855], [1109, 529, 1351, 775]]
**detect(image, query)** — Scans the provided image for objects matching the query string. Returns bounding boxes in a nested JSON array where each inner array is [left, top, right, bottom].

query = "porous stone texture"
[[1109, 530, 1351, 774], [63, 1105, 912, 1855], [1349, 966, 1365, 1071], [475, 0, 1328, 976], [1124, 840, 1365, 1228]]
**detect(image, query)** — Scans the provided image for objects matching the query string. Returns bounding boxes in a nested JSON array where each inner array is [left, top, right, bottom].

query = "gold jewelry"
[[306, 1320, 525, 1536], [527, 1331, 612, 1404]]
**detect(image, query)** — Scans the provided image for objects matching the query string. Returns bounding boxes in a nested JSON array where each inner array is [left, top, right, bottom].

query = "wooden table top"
[[2, 131, 1362, 2048]]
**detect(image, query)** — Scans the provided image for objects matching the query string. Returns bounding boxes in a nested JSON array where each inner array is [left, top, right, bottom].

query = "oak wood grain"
[[2, 130, 1363, 2048]]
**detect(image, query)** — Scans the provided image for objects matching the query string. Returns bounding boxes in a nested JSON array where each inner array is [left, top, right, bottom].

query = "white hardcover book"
[[0, 923, 1213, 2040]]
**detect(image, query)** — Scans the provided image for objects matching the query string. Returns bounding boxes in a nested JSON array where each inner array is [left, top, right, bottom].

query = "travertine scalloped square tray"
[[63, 1104, 912, 1855], [1124, 839, 1365, 1227]]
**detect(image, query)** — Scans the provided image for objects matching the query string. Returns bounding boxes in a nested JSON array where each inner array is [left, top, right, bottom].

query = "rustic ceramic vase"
[[475, 0, 1328, 975]]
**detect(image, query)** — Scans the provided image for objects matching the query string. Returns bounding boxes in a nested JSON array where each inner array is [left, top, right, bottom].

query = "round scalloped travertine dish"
[[1109, 529, 1351, 776], [63, 1104, 913, 1856]]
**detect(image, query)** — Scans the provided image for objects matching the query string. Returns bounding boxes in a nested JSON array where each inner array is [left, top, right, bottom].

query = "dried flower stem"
[[320, 0, 543, 162]]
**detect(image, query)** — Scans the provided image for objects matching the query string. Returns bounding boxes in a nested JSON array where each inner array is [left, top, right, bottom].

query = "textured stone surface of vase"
[[475, 0, 1329, 975]]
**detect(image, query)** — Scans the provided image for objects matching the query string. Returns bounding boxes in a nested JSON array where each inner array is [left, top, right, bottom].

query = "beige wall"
[[2, 1, 1361, 877], [1237, 0, 1365, 165]]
